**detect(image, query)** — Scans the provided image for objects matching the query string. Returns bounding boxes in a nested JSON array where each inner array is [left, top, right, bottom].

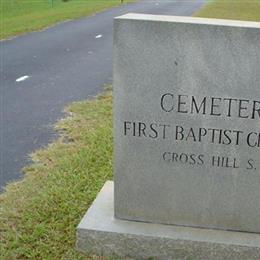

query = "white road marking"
[[88, 51, 93, 54], [16, 75, 30, 82], [66, 48, 70, 52], [95, 34, 102, 39], [155, 3, 159, 5]]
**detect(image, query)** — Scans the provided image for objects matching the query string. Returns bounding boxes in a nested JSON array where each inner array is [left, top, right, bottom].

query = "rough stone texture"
[[113, 14, 260, 233], [76, 181, 260, 259]]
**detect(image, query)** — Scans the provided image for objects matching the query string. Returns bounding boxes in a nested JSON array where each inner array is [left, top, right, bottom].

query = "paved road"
[[0, 0, 206, 190]]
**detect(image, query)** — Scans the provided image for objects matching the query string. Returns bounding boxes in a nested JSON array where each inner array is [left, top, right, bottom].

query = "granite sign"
[[114, 14, 260, 234], [77, 14, 260, 259]]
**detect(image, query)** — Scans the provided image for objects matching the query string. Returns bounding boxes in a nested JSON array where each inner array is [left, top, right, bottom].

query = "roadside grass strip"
[[0, 92, 113, 259], [194, 0, 260, 22], [1, 0, 134, 39]]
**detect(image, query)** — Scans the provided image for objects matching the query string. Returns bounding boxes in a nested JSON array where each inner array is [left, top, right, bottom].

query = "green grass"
[[0, 0, 133, 39], [0, 91, 113, 259], [194, 0, 260, 21], [1, 1, 260, 259]]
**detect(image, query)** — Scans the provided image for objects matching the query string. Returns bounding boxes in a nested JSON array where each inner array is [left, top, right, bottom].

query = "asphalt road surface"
[[0, 0, 206, 190]]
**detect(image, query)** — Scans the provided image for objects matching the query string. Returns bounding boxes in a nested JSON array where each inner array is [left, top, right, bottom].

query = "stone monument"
[[76, 14, 260, 259]]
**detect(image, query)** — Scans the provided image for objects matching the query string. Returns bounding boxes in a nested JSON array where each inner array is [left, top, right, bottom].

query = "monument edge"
[[76, 181, 260, 259], [114, 13, 260, 29]]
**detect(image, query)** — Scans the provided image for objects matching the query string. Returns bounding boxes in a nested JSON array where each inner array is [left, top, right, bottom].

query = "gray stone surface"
[[76, 181, 260, 259], [113, 14, 260, 233]]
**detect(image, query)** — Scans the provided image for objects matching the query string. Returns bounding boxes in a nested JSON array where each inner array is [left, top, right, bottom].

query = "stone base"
[[76, 181, 260, 259]]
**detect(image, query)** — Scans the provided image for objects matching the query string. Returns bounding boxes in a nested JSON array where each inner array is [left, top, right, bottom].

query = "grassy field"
[[0, 0, 132, 39], [1, 1, 260, 259], [194, 0, 260, 21]]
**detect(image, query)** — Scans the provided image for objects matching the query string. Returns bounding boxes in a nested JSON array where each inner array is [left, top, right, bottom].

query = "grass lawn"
[[194, 0, 260, 21], [1, 1, 260, 260], [0, 0, 133, 39], [0, 91, 113, 259]]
